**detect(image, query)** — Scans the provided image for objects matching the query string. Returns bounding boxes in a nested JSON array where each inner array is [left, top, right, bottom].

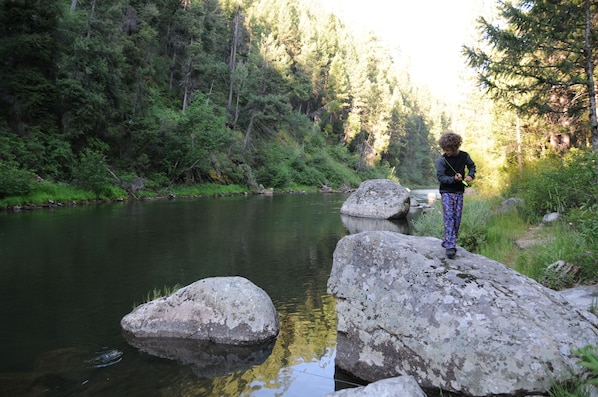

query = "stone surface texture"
[[327, 231, 598, 396], [340, 179, 411, 219], [121, 276, 279, 345]]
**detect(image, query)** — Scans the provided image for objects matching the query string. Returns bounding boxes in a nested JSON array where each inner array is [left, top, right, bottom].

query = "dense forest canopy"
[[1, 0, 597, 201], [0, 0, 451, 197]]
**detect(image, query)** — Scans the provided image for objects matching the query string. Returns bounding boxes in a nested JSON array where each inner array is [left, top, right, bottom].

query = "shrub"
[[510, 150, 598, 222], [0, 163, 34, 198], [72, 148, 114, 194]]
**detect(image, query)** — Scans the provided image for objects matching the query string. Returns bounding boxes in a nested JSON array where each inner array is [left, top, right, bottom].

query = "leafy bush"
[[72, 148, 114, 194], [0, 163, 35, 198], [510, 150, 598, 222]]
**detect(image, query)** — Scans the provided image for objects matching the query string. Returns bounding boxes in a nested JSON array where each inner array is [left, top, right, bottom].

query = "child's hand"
[[465, 175, 473, 183], [455, 173, 463, 181]]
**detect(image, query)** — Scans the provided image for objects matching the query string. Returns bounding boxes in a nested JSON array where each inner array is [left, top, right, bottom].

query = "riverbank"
[[0, 180, 354, 213]]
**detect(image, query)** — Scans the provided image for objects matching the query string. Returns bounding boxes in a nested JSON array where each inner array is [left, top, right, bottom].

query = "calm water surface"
[[0, 191, 435, 396]]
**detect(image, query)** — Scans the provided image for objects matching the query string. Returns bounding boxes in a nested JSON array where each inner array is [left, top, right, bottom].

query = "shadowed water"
[[0, 190, 438, 396]]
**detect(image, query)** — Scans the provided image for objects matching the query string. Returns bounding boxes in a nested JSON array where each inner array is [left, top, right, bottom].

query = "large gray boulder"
[[323, 376, 427, 397], [121, 276, 279, 345], [327, 231, 598, 396], [340, 179, 410, 219]]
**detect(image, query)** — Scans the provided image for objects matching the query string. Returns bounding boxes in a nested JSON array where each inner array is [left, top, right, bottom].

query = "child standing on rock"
[[435, 132, 476, 259]]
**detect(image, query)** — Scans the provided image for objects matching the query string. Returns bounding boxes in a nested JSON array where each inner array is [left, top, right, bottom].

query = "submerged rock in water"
[[327, 231, 598, 396], [85, 348, 123, 368]]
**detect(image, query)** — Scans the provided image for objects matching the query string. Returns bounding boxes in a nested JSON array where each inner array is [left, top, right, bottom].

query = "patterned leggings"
[[441, 192, 464, 249]]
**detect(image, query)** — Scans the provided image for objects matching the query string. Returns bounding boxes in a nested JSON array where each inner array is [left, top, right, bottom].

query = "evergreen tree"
[[465, 0, 598, 152], [0, 0, 62, 133]]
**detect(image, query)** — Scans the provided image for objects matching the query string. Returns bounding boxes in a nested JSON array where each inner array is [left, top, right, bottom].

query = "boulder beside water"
[[121, 276, 280, 345], [327, 231, 598, 396], [340, 179, 410, 219]]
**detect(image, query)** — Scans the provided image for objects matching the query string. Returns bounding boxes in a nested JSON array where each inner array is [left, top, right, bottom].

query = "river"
[[0, 190, 437, 396]]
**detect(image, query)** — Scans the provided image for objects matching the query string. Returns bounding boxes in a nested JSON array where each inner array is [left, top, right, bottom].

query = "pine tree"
[[465, 0, 598, 152]]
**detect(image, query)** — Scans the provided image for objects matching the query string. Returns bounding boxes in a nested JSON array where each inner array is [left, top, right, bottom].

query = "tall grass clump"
[[133, 284, 182, 308], [508, 149, 598, 223], [513, 223, 597, 289], [411, 198, 492, 253], [478, 208, 528, 266]]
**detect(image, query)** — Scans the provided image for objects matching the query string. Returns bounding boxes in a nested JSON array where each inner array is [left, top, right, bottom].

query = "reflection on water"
[[410, 188, 440, 206], [124, 337, 275, 378], [340, 214, 410, 234], [0, 191, 434, 396], [0, 194, 353, 396]]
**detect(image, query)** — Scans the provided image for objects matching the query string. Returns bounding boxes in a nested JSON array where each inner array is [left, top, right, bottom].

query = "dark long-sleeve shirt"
[[435, 151, 476, 193]]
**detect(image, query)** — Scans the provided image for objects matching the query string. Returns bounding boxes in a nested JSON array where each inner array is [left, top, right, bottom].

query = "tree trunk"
[[86, 0, 96, 39], [227, 10, 240, 111], [584, 0, 598, 153], [242, 114, 255, 152], [70, 0, 78, 12], [183, 85, 189, 112], [516, 114, 522, 176]]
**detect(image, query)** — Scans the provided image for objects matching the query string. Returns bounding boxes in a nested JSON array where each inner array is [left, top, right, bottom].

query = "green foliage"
[[72, 148, 114, 195], [169, 183, 248, 197], [0, 0, 444, 197], [573, 346, 598, 386], [0, 163, 34, 199], [548, 345, 598, 397], [412, 198, 492, 252], [514, 223, 597, 288], [465, 0, 594, 147], [27, 181, 97, 203], [457, 199, 492, 252], [0, 129, 74, 181], [134, 284, 182, 308], [509, 150, 598, 222], [0, 180, 110, 208], [568, 204, 598, 244], [478, 208, 528, 266], [411, 205, 443, 239]]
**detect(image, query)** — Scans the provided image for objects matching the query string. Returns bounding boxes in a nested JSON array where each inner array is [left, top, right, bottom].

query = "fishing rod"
[[444, 157, 469, 187]]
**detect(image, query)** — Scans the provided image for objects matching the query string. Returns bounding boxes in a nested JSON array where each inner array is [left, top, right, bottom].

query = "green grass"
[[547, 345, 598, 397], [133, 284, 182, 308], [513, 223, 597, 288], [0, 181, 113, 208], [478, 209, 529, 267], [412, 198, 494, 253], [167, 183, 250, 197]]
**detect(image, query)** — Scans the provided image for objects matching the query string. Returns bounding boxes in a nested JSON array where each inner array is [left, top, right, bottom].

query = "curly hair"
[[438, 132, 462, 150]]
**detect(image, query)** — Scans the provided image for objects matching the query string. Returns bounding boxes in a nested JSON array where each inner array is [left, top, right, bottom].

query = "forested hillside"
[[0, 0, 449, 198]]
